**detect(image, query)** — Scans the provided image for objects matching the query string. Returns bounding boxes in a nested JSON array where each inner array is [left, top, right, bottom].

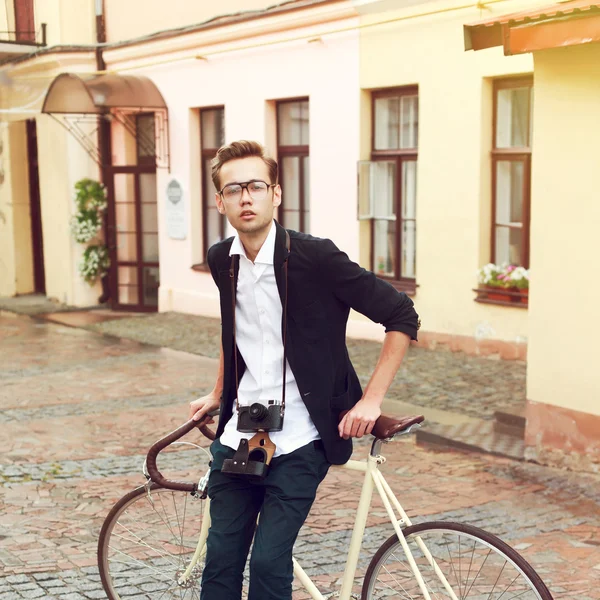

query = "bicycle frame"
[[176, 435, 460, 600]]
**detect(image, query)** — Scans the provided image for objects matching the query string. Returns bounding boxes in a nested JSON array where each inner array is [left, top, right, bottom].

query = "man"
[[188, 140, 419, 600]]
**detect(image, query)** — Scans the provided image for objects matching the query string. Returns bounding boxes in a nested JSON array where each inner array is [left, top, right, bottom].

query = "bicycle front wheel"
[[98, 483, 207, 600], [362, 521, 553, 600]]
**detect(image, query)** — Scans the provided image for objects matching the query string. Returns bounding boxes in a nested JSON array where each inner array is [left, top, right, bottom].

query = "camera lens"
[[249, 403, 268, 422]]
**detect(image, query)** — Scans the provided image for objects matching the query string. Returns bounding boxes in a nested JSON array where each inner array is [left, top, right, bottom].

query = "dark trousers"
[[200, 437, 330, 600]]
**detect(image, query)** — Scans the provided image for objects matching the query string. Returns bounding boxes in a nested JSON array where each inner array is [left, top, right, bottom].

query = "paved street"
[[1, 310, 599, 599]]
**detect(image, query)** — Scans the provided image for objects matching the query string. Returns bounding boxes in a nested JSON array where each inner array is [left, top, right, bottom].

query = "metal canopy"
[[41, 73, 167, 114]]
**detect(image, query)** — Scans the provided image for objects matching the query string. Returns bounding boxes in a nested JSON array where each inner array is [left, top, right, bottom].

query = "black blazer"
[[207, 220, 419, 464]]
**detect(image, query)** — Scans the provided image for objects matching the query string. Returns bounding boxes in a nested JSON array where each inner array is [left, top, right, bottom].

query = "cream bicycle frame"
[[177, 434, 460, 600]]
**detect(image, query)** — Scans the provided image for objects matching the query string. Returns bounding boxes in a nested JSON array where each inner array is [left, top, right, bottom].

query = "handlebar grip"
[[146, 416, 215, 492]]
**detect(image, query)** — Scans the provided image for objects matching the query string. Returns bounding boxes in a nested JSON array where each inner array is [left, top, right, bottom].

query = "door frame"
[[26, 119, 45, 294], [106, 164, 158, 312]]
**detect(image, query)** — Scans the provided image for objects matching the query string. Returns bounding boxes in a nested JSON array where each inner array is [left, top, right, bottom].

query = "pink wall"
[[113, 29, 361, 318]]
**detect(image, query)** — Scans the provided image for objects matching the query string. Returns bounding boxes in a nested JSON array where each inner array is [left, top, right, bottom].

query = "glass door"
[[108, 167, 159, 311]]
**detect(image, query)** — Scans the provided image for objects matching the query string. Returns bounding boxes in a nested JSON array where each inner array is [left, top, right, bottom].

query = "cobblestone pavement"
[[2, 312, 599, 599], [88, 311, 526, 420]]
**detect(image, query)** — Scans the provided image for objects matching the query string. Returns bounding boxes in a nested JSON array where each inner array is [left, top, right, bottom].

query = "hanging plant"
[[70, 178, 110, 286], [78, 245, 110, 285]]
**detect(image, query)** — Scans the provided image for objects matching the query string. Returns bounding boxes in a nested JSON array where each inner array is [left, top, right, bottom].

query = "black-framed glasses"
[[218, 180, 276, 203]]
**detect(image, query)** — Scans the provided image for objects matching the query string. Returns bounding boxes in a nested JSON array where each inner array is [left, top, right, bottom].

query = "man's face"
[[215, 156, 281, 235]]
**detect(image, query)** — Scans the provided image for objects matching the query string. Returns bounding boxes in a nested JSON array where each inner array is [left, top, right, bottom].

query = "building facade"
[[1, 0, 598, 469]]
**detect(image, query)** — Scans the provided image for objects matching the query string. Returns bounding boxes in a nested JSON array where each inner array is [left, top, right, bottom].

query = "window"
[[277, 99, 310, 232], [201, 107, 226, 258], [136, 113, 156, 166], [358, 88, 418, 290], [492, 77, 532, 268]]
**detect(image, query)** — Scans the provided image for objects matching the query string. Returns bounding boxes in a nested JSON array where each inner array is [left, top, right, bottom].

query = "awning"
[[464, 0, 600, 54], [42, 73, 167, 114]]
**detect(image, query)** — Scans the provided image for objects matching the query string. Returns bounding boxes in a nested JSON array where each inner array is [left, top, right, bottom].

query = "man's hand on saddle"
[[338, 397, 382, 440], [188, 391, 221, 423]]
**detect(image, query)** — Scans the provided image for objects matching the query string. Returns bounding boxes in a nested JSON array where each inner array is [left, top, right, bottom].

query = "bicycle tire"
[[98, 483, 207, 600], [361, 521, 553, 600]]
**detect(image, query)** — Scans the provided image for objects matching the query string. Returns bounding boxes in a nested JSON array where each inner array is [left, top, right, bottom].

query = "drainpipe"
[[95, 0, 112, 304]]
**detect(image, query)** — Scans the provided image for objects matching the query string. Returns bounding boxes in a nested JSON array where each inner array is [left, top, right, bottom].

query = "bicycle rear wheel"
[[361, 521, 553, 600], [98, 483, 206, 600]]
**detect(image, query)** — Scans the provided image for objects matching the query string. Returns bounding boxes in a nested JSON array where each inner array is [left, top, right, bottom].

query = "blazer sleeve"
[[318, 238, 420, 341]]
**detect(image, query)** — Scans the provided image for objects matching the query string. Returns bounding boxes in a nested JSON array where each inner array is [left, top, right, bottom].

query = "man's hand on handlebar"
[[188, 392, 220, 423]]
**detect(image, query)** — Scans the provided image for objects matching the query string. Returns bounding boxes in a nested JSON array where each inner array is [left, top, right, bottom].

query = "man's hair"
[[211, 140, 278, 191]]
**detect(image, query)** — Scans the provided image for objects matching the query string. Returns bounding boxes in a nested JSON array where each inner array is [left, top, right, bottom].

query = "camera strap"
[[229, 229, 290, 415]]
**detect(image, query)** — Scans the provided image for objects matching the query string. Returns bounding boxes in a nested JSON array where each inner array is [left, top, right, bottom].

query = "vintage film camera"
[[236, 400, 284, 433], [222, 401, 284, 481]]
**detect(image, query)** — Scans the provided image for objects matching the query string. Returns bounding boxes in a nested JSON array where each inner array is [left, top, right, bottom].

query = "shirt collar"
[[229, 220, 275, 265]]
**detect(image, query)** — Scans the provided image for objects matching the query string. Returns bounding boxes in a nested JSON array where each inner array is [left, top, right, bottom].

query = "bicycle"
[[97, 411, 554, 599]]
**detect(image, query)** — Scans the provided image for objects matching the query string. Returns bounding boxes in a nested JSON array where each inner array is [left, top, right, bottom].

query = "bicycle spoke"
[[444, 532, 462, 596], [156, 492, 185, 554], [107, 548, 174, 580], [463, 536, 477, 598], [487, 558, 507, 598], [464, 546, 492, 597], [111, 527, 181, 568]]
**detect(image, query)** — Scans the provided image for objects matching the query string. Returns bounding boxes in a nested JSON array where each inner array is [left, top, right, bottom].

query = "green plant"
[[79, 245, 110, 284], [70, 178, 110, 285]]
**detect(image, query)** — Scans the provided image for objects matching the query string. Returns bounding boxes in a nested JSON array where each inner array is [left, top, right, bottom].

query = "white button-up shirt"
[[220, 221, 320, 457]]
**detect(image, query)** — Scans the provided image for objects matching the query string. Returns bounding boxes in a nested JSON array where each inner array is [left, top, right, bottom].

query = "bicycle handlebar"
[[145, 410, 424, 492], [145, 416, 216, 493]]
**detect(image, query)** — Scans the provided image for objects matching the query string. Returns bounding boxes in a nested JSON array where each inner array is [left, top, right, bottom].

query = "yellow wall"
[[35, 113, 100, 305], [0, 122, 34, 296], [103, 0, 285, 43], [34, 0, 96, 45], [527, 43, 600, 417], [358, 0, 540, 343], [0, 125, 17, 296]]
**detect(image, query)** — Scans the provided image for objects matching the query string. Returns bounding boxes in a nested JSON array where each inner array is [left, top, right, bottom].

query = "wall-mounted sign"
[[165, 178, 186, 240]]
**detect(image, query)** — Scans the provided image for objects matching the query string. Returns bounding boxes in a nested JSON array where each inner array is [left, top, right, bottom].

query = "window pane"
[[114, 174, 135, 203], [204, 158, 217, 195], [143, 266, 160, 307], [142, 233, 159, 262], [496, 226, 522, 266], [115, 204, 136, 232], [373, 162, 396, 218], [207, 206, 222, 248], [402, 161, 417, 219], [140, 173, 157, 203], [302, 155, 310, 233], [496, 161, 524, 225], [117, 233, 137, 262], [402, 220, 416, 278], [282, 156, 300, 211], [201, 108, 225, 148], [374, 94, 418, 150], [137, 114, 156, 160], [278, 101, 309, 146], [119, 285, 139, 305], [118, 266, 138, 285], [141, 203, 158, 234], [374, 97, 400, 150], [496, 86, 531, 148], [374, 218, 396, 277], [400, 95, 418, 149]]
